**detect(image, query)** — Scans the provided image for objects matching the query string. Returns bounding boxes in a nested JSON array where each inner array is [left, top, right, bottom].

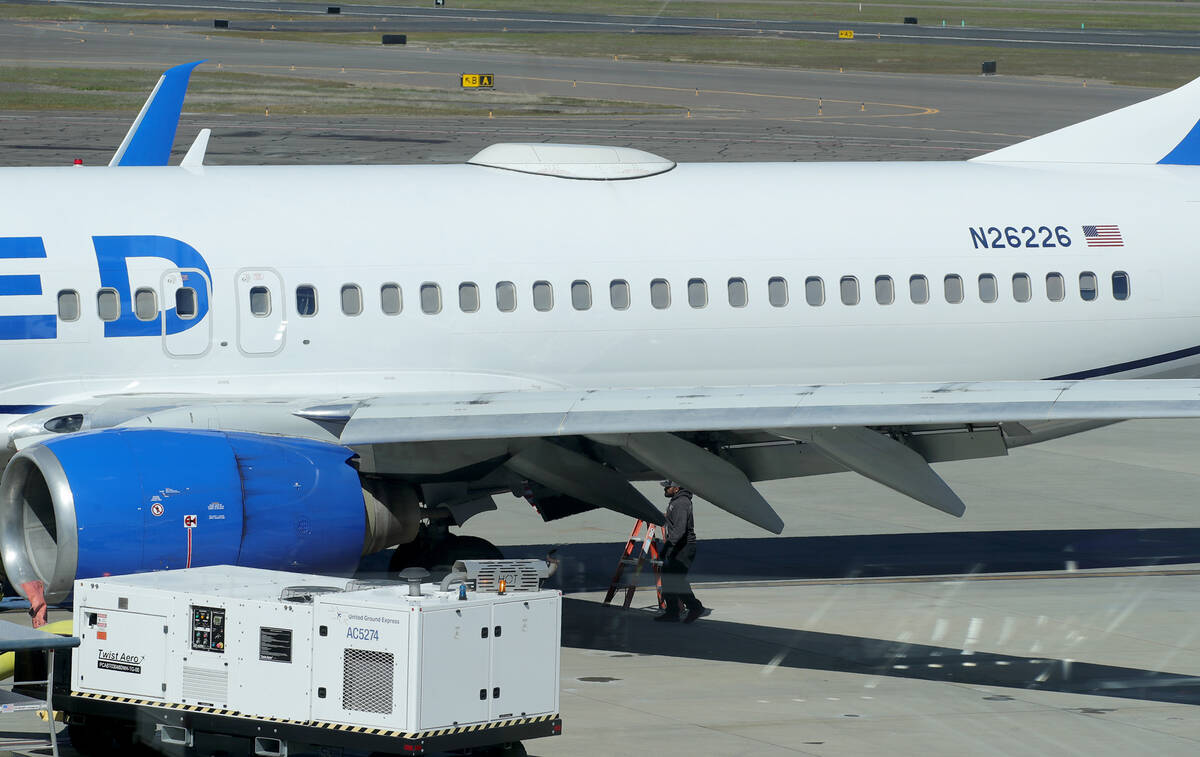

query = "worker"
[[655, 480, 705, 623]]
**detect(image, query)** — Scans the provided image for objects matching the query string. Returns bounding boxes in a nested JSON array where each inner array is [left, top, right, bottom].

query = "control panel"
[[190, 605, 226, 653]]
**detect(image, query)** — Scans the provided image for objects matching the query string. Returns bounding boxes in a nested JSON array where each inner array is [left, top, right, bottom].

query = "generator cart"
[[52, 562, 562, 756]]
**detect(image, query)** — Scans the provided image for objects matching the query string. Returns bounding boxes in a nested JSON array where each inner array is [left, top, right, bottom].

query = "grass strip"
[[0, 67, 679, 116], [0, 4, 287, 22]]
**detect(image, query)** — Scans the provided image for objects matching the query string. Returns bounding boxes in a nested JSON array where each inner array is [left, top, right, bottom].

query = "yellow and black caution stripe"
[[70, 692, 557, 740], [311, 712, 558, 739]]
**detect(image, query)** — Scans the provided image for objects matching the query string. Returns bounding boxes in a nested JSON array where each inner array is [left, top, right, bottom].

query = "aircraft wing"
[[329, 379, 1200, 444], [10, 378, 1200, 535]]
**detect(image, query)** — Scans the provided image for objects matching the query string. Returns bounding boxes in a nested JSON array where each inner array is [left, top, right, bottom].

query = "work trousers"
[[660, 542, 701, 615]]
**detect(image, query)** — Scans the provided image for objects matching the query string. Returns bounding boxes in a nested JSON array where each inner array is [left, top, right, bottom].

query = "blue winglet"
[[1159, 117, 1200, 165], [110, 60, 205, 167]]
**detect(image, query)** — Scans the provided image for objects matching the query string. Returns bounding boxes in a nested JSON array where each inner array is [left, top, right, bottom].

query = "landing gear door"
[[235, 268, 286, 356], [161, 268, 212, 358]]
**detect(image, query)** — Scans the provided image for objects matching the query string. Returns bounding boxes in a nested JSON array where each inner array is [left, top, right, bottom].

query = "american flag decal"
[[1082, 224, 1123, 247]]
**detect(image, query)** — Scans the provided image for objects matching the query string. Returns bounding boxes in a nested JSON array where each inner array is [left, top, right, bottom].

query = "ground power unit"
[[56, 562, 562, 756]]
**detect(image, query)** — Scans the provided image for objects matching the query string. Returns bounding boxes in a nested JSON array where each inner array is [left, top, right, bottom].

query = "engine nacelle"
[[0, 429, 403, 601]]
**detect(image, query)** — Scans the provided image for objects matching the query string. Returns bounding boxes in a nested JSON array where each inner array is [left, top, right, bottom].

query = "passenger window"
[[57, 290, 79, 322], [803, 277, 822, 306], [1112, 271, 1130, 301], [943, 275, 963, 304], [1079, 271, 1098, 301], [571, 280, 592, 311], [296, 285, 317, 317], [840, 276, 859, 306], [769, 276, 789, 307], [978, 274, 998, 303], [250, 286, 271, 317], [381, 283, 402, 315], [874, 276, 893, 305], [650, 278, 670, 310], [909, 275, 928, 304], [459, 282, 480, 313], [533, 280, 554, 312], [496, 281, 517, 312], [340, 284, 362, 316], [727, 277, 747, 308], [1046, 272, 1065, 302], [609, 279, 629, 310], [420, 282, 442, 314], [134, 288, 157, 321], [175, 287, 197, 320], [687, 278, 707, 308], [97, 289, 119, 322], [1012, 273, 1032, 303]]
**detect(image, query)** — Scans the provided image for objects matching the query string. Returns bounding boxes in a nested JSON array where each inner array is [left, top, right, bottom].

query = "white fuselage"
[[0, 160, 1195, 435]]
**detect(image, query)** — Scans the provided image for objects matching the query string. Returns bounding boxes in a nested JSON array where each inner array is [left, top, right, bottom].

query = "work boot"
[[682, 603, 705, 624]]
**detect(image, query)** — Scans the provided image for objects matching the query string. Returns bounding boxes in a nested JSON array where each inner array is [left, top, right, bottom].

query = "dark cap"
[[660, 480, 679, 489]]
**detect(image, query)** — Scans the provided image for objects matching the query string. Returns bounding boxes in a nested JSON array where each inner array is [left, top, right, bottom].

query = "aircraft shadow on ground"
[[501, 527, 1200, 593], [560, 598, 1200, 707]]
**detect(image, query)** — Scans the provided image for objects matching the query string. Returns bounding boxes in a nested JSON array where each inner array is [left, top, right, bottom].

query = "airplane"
[[3, 60, 1200, 607]]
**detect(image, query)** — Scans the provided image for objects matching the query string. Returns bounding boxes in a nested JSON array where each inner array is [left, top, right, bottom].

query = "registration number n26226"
[[969, 225, 1072, 249]]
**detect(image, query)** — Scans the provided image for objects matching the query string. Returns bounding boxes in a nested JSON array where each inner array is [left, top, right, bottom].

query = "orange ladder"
[[603, 519, 666, 609]]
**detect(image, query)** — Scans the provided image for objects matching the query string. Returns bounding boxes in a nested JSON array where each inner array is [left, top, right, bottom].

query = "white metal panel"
[[418, 604, 491, 730], [490, 595, 560, 719], [74, 606, 168, 699], [309, 600, 412, 730], [235, 268, 285, 356], [226, 600, 313, 721]]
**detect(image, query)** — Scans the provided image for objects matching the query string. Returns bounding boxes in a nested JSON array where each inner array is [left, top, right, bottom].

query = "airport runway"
[[0, 19, 1156, 165], [14, 0, 1200, 53]]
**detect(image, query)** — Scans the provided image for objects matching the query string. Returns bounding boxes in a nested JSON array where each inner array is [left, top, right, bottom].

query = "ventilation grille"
[[182, 667, 227, 706], [474, 560, 543, 593], [342, 648, 394, 714]]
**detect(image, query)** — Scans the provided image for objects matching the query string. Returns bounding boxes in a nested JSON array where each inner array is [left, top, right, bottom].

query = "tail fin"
[[972, 75, 1200, 165], [109, 60, 205, 167]]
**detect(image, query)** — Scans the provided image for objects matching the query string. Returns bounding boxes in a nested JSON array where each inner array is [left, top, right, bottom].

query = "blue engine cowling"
[[0, 428, 369, 601]]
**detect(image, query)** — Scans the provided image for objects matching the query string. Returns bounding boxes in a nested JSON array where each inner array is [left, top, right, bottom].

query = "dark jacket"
[[664, 489, 697, 554]]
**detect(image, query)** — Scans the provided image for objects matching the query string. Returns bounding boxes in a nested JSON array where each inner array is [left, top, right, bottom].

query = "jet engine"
[[0, 429, 417, 601]]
